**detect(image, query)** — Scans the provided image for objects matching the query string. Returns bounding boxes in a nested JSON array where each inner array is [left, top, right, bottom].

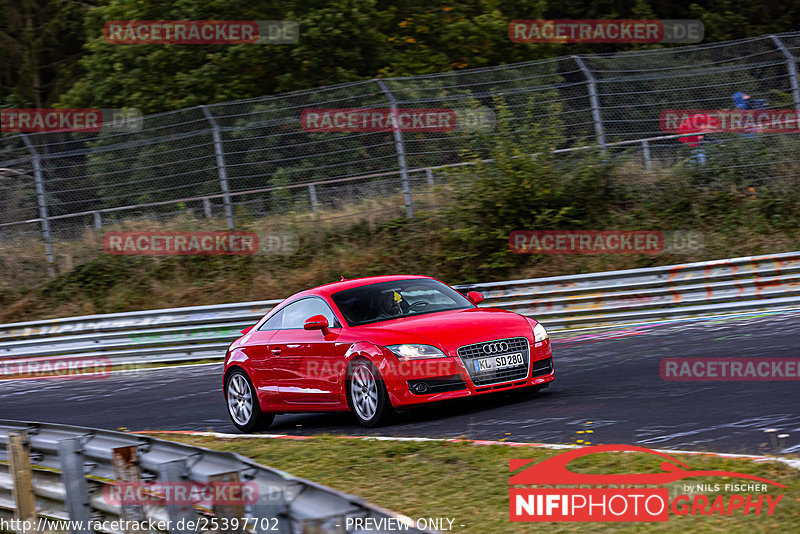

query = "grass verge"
[[146, 433, 800, 533]]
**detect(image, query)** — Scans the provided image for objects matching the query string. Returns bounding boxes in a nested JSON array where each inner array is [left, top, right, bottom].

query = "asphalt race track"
[[1, 309, 798, 455]]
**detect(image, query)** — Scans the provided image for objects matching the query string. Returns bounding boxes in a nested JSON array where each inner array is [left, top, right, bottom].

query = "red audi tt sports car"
[[223, 275, 555, 432]]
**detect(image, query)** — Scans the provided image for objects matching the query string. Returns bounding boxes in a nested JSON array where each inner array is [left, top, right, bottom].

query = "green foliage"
[[56, 0, 394, 112], [0, 0, 97, 107], [438, 97, 610, 278], [37, 255, 148, 312], [679, 135, 800, 231], [33, 1, 800, 113]]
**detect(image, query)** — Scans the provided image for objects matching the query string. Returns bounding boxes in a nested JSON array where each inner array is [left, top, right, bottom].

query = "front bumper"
[[385, 338, 554, 408]]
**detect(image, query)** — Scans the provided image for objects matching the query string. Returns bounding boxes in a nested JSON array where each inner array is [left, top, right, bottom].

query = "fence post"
[[8, 431, 37, 533], [642, 140, 652, 171], [57, 438, 93, 534], [376, 79, 414, 218], [770, 35, 800, 115], [200, 105, 235, 230], [308, 183, 319, 214], [425, 169, 434, 186], [573, 56, 606, 155], [20, 134, 55, 278]]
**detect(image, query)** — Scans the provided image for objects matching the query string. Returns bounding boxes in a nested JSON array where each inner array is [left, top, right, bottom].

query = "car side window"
[[258, 309, 284, 331], [280, 298, 338, 329]]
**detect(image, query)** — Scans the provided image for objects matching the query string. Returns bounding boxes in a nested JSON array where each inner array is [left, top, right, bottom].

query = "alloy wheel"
[[227, 373, 254, 426], [350, 363, 379, 421]]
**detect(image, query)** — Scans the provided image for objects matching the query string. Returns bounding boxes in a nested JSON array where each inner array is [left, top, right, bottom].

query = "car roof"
[[293, 274, 435, 299]]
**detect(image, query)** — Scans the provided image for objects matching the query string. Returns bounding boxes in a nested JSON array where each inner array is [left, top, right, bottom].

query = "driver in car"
[[378, 290, 404, 317]]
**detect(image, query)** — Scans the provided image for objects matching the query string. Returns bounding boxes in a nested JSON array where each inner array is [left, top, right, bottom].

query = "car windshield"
[[331, 279, 473, 326]]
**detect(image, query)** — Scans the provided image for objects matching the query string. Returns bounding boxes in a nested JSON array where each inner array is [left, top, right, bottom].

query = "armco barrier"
[[1, 252, 799, 369], [0, 420, 434, 534], [457, 251, 800, 327]]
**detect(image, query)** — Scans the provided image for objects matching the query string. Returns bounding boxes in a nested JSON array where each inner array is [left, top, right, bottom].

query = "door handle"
[[271, 347, 282, 356]]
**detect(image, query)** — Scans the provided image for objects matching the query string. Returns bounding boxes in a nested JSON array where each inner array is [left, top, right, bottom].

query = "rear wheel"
[[226, 369, 274, 433], [347, 360, 395, 427]]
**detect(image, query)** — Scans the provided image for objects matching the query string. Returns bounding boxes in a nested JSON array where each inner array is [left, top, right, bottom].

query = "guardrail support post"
[[8, 431, 37, 534], [208, 472, 245, 533], [57, 438, 93, 534], [157, 459, 197, 534], [200, 105, 235, 230], [573, 56, 606, 155], [251, 494, 291, 534], [770, 35, 800, 115], [376, 79, 414, 218], [20, 135, 55, 278], [642, 140, 652, 171], [111, 446, 146, 534]]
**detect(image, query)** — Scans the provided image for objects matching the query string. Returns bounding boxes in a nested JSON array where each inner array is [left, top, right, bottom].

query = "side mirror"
[[467, 291, 485, 305], [240, 325, 254, 335], [304, 315, 330, 336]]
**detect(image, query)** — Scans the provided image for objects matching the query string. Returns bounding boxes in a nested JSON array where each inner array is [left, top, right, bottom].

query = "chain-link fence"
[[2, 32, 800, 280]]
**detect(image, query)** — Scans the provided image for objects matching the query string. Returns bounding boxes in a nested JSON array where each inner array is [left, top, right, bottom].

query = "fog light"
[[413, 382, 428, 393]]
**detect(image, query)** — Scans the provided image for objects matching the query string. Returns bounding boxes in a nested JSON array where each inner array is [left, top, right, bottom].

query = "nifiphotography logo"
[[509, 444, 784, 522]]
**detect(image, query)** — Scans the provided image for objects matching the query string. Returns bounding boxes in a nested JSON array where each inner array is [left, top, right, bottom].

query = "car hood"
[[350, 307, 533, 354]]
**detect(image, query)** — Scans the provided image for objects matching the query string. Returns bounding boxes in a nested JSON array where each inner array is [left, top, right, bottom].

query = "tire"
[[347, 360, 395, 427], [225, 369, 275, 433]]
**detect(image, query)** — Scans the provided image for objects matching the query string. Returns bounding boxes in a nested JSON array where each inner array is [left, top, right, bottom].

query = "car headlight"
[[533, 322, 549, 342], [386, 344, 447, 361]]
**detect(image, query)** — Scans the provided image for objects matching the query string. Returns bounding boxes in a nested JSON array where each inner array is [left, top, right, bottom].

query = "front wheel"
[[226, 369, 274, 433], [347, 361, 395, 427]]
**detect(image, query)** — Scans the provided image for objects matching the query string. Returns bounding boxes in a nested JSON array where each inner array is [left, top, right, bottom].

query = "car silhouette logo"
[[483, 342, 509, 354], [509, 444, 786, 487]]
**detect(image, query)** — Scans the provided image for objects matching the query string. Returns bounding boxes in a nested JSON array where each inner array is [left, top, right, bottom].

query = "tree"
[[0, 0, 94, 108]]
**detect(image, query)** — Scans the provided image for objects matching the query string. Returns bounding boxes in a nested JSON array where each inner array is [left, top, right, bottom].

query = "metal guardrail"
[[0, 420, 433, 534], [1, 252, 799, 369], [457, 250, 800, 328]]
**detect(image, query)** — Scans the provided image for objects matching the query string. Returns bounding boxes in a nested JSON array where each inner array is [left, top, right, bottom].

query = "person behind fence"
[[732, 91, 768, 110], [732, 92, 765, 198], [678, 113, 719, 165], [733, 91, 768, 137]]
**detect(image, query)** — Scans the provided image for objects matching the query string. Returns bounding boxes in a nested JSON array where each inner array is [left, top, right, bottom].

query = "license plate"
[[474, 352, 524, 372]]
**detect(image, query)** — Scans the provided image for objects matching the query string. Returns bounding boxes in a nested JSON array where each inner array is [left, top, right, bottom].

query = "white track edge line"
[[134, 431, 800, 471]]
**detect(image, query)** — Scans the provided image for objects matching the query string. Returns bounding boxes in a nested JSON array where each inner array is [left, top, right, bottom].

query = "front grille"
[[457, 337, 530, 387]]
